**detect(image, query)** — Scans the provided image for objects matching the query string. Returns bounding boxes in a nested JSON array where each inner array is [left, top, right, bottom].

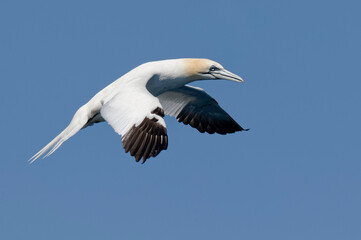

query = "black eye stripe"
[[209, 65, 219, 72], [199, 65, 221, 75]]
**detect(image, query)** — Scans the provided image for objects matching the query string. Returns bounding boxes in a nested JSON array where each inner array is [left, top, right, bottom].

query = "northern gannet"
[[30, 58, 248, 164]]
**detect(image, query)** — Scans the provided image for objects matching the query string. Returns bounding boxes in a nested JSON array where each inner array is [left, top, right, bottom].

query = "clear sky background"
[[1, 0, 360, 239]]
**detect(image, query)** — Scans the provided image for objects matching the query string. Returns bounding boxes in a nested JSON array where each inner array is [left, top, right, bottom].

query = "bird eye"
[[209, 66, 218, 72]]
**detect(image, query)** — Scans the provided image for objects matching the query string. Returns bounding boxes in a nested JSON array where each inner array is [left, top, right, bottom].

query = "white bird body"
[[30, 58, 248, 163]]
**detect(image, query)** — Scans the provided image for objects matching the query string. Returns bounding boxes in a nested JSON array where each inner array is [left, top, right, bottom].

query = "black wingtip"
[[122, 115, 168, 164]]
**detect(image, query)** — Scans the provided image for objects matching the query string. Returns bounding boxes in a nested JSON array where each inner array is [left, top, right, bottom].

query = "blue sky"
[[1, 0, 361, 239]]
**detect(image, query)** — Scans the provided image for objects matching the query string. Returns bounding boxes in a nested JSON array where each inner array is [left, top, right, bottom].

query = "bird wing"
[[101, 87, 168, 163], [157, 85, 248, 135]]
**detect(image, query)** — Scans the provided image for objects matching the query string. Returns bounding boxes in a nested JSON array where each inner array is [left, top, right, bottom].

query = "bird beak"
[[212, 69, 244, 83]]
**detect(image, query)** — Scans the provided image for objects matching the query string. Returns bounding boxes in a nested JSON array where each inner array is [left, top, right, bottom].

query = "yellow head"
[[182, 58, 244, 82]]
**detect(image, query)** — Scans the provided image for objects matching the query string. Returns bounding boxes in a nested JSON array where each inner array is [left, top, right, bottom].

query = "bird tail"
[[28, 105, 91, 164]]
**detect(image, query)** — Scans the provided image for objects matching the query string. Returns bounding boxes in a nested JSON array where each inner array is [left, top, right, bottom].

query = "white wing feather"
[[158, 85, 208, 117], [101, 87, 166, 136], [101, 87, 168, 163]]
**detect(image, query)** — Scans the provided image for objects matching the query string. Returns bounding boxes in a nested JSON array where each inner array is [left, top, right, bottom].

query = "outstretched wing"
[[157, 85, 248, 135], [101, 88, 168, 163]]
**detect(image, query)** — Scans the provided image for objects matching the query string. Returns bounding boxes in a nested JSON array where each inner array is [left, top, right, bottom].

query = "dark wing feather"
[[122, 115, 168, 163], [158, 85, 248, 135]]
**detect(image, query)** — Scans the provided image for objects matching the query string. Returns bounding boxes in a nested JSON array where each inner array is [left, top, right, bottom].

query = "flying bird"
[[29, 58, 248, 164]]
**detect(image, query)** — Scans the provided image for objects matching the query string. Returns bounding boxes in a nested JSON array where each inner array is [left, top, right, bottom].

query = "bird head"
[[182, 58, 244, 83]]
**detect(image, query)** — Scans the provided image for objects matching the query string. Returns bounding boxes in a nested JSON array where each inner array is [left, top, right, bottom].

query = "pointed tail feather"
[[28, 124, 81, 163], [28, 135, 62, 163], [29, 105, 93, 164]]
